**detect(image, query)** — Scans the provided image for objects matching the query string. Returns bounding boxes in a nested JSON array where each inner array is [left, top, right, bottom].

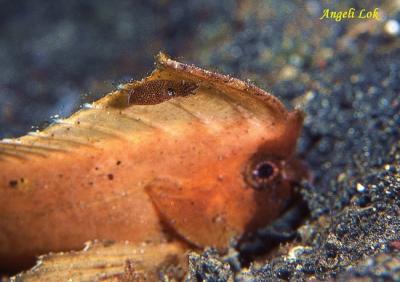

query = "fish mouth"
[[281, 158, 310, 184]]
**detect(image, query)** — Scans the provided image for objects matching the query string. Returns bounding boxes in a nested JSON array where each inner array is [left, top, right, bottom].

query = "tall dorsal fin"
[[0, 53, 298, 161]]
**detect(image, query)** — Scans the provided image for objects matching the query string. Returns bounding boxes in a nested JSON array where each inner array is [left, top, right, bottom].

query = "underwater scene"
[[0, 1, 399, 281]]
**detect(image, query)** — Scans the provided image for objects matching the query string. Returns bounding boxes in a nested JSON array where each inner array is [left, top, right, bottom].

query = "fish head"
[[128, 53, 306, 249], [145, 81, 305, 250], [206, 108, 305, 248]]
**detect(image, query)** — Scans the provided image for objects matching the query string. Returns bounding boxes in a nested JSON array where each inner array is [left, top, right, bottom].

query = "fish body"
[[0, 53, 304, 276]]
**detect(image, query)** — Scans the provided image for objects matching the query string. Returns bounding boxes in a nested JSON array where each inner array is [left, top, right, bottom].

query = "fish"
[[0, 53, 304, 279]]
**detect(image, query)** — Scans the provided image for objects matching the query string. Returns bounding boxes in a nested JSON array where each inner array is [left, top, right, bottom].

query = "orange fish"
[[0, 53, 304, 278]]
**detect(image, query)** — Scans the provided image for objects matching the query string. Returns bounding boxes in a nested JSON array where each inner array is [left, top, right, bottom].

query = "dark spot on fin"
[[9, 180, 18, 188], [128, 79, 198, 105]]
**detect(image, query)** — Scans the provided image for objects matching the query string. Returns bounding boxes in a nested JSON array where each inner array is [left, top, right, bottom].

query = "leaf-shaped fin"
[[1, 52, 299, 162], [13, 240, 187, 282], [145, 178, 237, 250]]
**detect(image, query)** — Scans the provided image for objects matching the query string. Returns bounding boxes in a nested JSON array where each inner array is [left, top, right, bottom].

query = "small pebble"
[[384, 20, 400, 36], [356, 183, 366, 193]]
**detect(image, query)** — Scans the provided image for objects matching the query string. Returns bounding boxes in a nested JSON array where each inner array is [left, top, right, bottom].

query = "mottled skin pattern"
[[128, 79, 198, 105], [0, 53, 304, 277]]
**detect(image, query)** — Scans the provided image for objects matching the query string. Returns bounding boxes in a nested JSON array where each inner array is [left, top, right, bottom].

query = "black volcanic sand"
[[190, 1, 400, 281], [1, 1, 399, 281]]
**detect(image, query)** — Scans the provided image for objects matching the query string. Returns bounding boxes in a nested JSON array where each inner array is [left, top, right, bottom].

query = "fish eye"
[[253, 161, 275, 179], [244, 156, 280, 190]]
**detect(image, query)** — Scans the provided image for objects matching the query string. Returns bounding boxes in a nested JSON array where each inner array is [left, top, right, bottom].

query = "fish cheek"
[[239, 154, 296, 231], [145, 178, 233, 249], [245, 179, 294, 231]]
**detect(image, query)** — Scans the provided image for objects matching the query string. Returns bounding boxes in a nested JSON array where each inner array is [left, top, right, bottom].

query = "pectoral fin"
[[13, 240, 186, 282], [145, 178, 235, 249]]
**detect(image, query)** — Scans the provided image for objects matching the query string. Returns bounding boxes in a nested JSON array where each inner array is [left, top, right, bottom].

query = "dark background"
[[0, 0, 236, 137], [1, 1, 399, 280], [1, 0, 388, 139]]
